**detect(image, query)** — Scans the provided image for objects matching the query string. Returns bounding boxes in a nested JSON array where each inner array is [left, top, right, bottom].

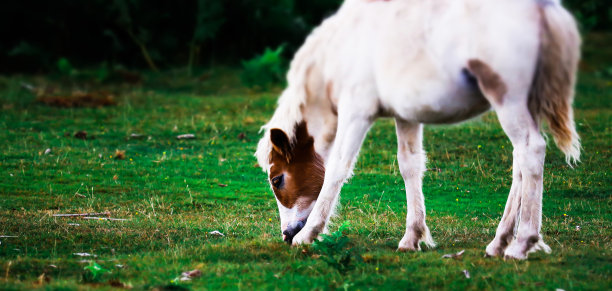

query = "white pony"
[[256, 0, 580, 260]]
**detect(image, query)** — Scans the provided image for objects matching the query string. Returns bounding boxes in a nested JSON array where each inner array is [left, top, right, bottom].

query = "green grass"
[[1, 41, 611, 289]]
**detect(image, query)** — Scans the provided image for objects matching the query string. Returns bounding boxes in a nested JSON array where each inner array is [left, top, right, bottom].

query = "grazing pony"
[[255, 0, 580, 260]]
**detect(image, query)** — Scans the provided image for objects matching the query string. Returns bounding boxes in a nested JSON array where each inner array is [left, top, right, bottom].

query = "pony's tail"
[[529, 0, 581, 165]]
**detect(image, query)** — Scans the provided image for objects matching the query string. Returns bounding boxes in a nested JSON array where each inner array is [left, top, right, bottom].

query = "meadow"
[[0, 36, 610, 290]]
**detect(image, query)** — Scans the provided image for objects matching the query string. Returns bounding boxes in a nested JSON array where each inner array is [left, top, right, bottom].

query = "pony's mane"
[[255, 21, 332, 172]]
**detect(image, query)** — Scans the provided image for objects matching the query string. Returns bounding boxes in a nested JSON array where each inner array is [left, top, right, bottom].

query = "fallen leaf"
[[361, 254, 374, 263], [108, 279, 132, 289], [176, 133, 195, 140], [74, 252, 97, 257], [74, 131, 88, 140], [218, 184, 227, 187], [36, 273, 51, 285], [129, 133, 145, 139], [181, 269, 202, 279], [37, 91, 116, 108], [114, 150, 126, 160], [209, 230, 224, 237], [237, 132, 246, 140], [442, 250, 465, 259]]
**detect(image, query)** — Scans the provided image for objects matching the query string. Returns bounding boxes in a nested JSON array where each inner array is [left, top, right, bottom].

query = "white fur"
[[276, 197, 315, 235], [256, 0, 579, 260]]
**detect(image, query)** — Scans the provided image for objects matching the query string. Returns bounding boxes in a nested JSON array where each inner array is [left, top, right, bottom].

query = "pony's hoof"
[[485, 240, 504, 257], [397, 246, 418, 252], [503, 242, 528, 260], [397, 236, 421, 251], [291, 229, 314, 246]]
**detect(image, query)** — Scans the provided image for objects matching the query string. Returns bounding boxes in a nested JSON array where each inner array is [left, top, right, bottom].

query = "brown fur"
[[269, 122, 325, 208], [529, 3, 581, 164], [466, 59, 508, 104]]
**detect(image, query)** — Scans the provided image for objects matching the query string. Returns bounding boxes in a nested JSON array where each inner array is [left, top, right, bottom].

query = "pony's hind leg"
[[467, 59, 550, 259], [495, 103, 550, 259], [485, 156, 522, 257], [395, 120, 435, 251]]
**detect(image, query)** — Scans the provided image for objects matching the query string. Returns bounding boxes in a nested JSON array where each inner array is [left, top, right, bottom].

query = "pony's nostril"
[[282, 229, 293, 243], [282, 220, 307, 244]]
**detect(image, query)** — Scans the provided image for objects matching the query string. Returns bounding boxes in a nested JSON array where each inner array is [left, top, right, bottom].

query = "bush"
[[564, 0, 612, 32], [241, 45, 287, 89], [312, 221, 360, 275]]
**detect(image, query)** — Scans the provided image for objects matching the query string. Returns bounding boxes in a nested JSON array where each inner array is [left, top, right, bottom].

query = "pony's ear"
[[270, 128, 292, 160]]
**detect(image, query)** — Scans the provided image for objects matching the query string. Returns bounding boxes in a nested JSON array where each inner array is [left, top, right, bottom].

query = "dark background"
[[1, 0, 609, 74]]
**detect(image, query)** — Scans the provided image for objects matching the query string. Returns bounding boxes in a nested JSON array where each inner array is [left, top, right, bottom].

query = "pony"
[[255, 0, 580, 260]]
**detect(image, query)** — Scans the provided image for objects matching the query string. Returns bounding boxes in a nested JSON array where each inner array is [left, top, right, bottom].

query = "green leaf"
[[84, 261, 111, 279]]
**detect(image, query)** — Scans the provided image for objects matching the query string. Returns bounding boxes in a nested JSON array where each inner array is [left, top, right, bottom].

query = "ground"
[[0, 35, 610, 290]]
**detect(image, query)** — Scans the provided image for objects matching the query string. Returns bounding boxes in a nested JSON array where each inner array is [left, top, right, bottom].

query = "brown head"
[[267, 122, 325, 243]]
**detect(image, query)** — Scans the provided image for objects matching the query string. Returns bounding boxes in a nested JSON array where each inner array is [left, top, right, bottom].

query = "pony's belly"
[[384, 86, 491, 124], [413, 93, 491, 124]]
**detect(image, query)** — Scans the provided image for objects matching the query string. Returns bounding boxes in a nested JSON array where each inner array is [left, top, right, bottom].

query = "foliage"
[[192, 0, 225, 45], [0, 0, 339, 72], [594, 66, 612, 79], [564, 0, 612, 32], [241, 45, 287, 89], [57, 58, 75, 76], [83, 261, 111, 282], [312, 221, 360, 274]]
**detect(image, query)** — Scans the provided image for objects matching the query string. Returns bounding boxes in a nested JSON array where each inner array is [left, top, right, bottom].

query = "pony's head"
[[256, 122, 325, 243]]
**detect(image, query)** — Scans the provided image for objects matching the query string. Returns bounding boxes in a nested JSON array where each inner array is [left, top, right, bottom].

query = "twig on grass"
[[53, 211, 111, 218], [442, 250, 465, 259], [4, 261, 11, 282], [177, 133, 196, 140], [83, 217, 129, 221]]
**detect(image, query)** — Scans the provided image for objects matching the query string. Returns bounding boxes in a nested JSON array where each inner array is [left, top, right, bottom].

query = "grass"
[[1, 38, 611, 289]]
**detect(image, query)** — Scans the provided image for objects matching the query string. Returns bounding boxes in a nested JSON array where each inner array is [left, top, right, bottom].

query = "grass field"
[[1, 37, 611, 290]]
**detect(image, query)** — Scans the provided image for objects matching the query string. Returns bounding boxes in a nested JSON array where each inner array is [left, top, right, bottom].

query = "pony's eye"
[[271, 175, 284, 188]]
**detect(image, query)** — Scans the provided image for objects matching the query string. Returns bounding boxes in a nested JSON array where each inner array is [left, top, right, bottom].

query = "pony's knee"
[[517, 136, 546, 177], [397, 151, 426, 179]]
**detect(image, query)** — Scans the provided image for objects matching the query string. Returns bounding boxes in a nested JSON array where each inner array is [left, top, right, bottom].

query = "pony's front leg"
[[395, 120, 435, 251], [292, 114, 373, 245]]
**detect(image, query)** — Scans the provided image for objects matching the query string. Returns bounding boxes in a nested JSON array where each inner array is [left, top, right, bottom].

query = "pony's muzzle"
[[282, 219, 306, 244]]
